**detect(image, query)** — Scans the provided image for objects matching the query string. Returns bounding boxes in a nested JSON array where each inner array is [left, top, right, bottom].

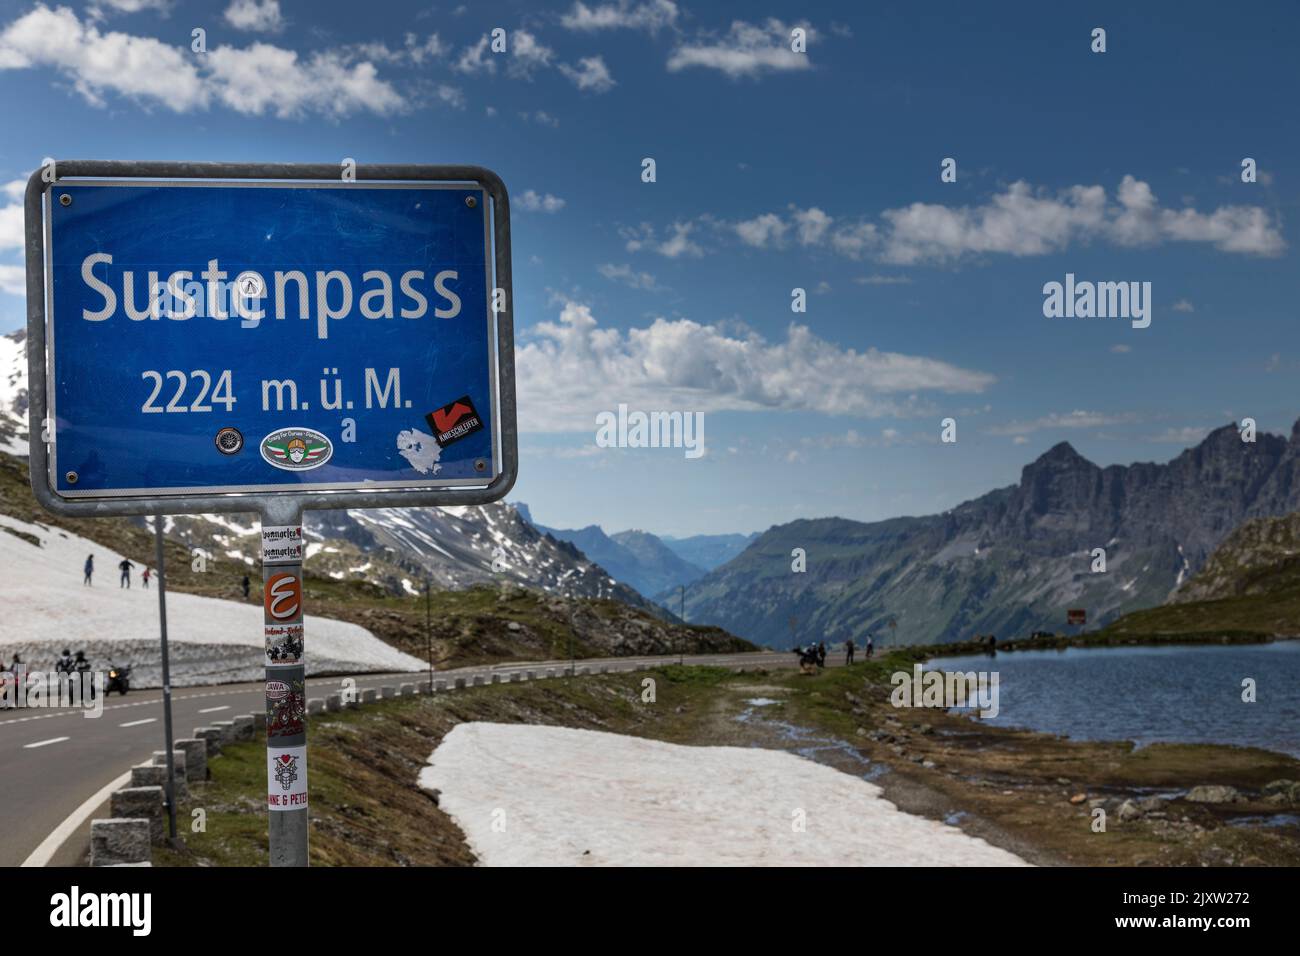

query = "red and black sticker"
[[426, 395, 484, 448]]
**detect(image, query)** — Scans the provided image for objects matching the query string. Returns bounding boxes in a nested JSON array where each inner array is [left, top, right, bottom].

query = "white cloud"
[[622, 221, 704, 258], [986, 410, 1136, 437], [516, 301, 995, 432], [0, 4, 206, 111], [224, 0, 283, 33], [428, 83, 464, 109], [735, 212, 787, 248], [656, 177, 1286, 265], [559, 55, 615, 92], [517, 190, 566, 213], [508, 30, 554, 79], [1171, 299, 1195, 312], [732, 205, 831, 248], [854, 275, 913, 285], [350, 33, 445, 66], [0, 4, 405, 119], [0, 179, 25, 251], [792, 206, 832, 245], [454, 35, 495, 75], [875, 182, 1109, 264], [1149, 426, 1212, 444], [598, 263, 658, 290], [0, 264, 24, 296], [91, 0, 172, 13], [519, 109, 560, 127], [1011, 436, 1029, 445], [873, 176, 1283, 263], [561, 0, 678, 33], [1109, 344, 1132, 354], [205, 44, 404, 118], [667, 19, 814, 79]]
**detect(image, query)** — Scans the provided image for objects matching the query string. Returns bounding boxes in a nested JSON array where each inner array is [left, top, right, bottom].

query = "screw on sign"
[[24, 162, 518, 866]]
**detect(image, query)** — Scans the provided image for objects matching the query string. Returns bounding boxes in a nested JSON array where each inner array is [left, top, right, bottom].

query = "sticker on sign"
[[24, 163, 516, 517]]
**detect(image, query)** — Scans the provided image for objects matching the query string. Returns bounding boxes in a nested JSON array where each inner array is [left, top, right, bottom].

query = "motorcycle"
[[106, 661, 132, 696], [792, 645, 820, 675]]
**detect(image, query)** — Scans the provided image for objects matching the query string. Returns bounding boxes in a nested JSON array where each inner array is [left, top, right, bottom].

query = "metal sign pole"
[[153, 515, 178, 843], [262, 500, 308, 866]]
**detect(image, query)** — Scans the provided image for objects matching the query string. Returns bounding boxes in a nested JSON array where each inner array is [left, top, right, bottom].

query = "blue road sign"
[[43, 180, 500, 499]]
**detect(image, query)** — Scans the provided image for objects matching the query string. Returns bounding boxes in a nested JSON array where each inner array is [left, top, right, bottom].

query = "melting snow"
[[0, 513, 424, 686], [421, 723, 1030, 867]]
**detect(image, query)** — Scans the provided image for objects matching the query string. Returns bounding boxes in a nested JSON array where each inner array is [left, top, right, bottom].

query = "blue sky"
[[1, 0, 1297, 536]]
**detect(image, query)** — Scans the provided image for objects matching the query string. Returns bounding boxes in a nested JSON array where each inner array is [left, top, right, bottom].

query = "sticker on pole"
[[268, 745, 308, 811], [266, 678, 306, 737], [39, 178, 506, 502], [261, 525, 303, 565], [265, 624, 304, 666]]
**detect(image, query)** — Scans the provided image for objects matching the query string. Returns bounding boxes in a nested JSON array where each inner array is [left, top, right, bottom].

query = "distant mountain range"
[[525, 517, 708, 600], [682, 421, 1300, 648], [659, 532, 760, 570]]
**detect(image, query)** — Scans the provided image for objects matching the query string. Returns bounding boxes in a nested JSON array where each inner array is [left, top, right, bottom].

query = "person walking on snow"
[[119, 558, 134, 588], [241, 574, 251, 600], [141, 567, 151, 589], [845, 638, 856, 665], [83, 554, 94, 586]]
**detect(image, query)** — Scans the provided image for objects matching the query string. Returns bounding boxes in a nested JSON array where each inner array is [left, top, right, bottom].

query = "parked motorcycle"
[[105, 661, 132, 695]]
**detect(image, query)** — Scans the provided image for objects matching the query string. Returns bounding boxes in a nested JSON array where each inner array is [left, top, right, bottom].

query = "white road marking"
[[24, 736, 70, 749], [119, 718, 156, 728], [198, 705, 230, 714], [21, 769, 133, 868]]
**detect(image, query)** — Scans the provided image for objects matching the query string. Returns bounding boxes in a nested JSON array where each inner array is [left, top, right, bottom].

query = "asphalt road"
[[0, 648, 820, 866]]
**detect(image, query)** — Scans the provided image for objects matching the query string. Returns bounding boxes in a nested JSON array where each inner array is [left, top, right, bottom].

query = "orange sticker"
[[264, 572, 301, 622]]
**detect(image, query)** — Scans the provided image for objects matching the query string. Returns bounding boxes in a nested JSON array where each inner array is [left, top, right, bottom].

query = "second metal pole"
[[153, 515, 178, 843]]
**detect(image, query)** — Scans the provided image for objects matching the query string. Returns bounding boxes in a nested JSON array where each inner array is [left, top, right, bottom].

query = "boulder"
[[1117, 799, 1143, 822], [1185, 785, 1241, 804]]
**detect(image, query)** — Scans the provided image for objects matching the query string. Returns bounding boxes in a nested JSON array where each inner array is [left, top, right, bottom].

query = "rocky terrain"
[[685, 421, 1300, 647]]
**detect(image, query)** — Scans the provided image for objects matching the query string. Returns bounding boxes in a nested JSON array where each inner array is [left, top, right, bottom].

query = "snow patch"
[[0, 513, 424, 687], [420, 723, 1030, 867]]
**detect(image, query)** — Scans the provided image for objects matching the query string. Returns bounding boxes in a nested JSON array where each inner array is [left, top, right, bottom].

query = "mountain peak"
[[1030, 441, 1093, 469]]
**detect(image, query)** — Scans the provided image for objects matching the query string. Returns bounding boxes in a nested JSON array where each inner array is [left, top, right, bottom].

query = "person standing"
[[845, 638, 856, 665], [816, 641, 827, 669], [74, 650, 92, 700], [866, 635, 874, 658], [83, 554, 94, 586], [141, 567, 151, 589], [241, 574, 251, 600], [119, 558, 135, 588]]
